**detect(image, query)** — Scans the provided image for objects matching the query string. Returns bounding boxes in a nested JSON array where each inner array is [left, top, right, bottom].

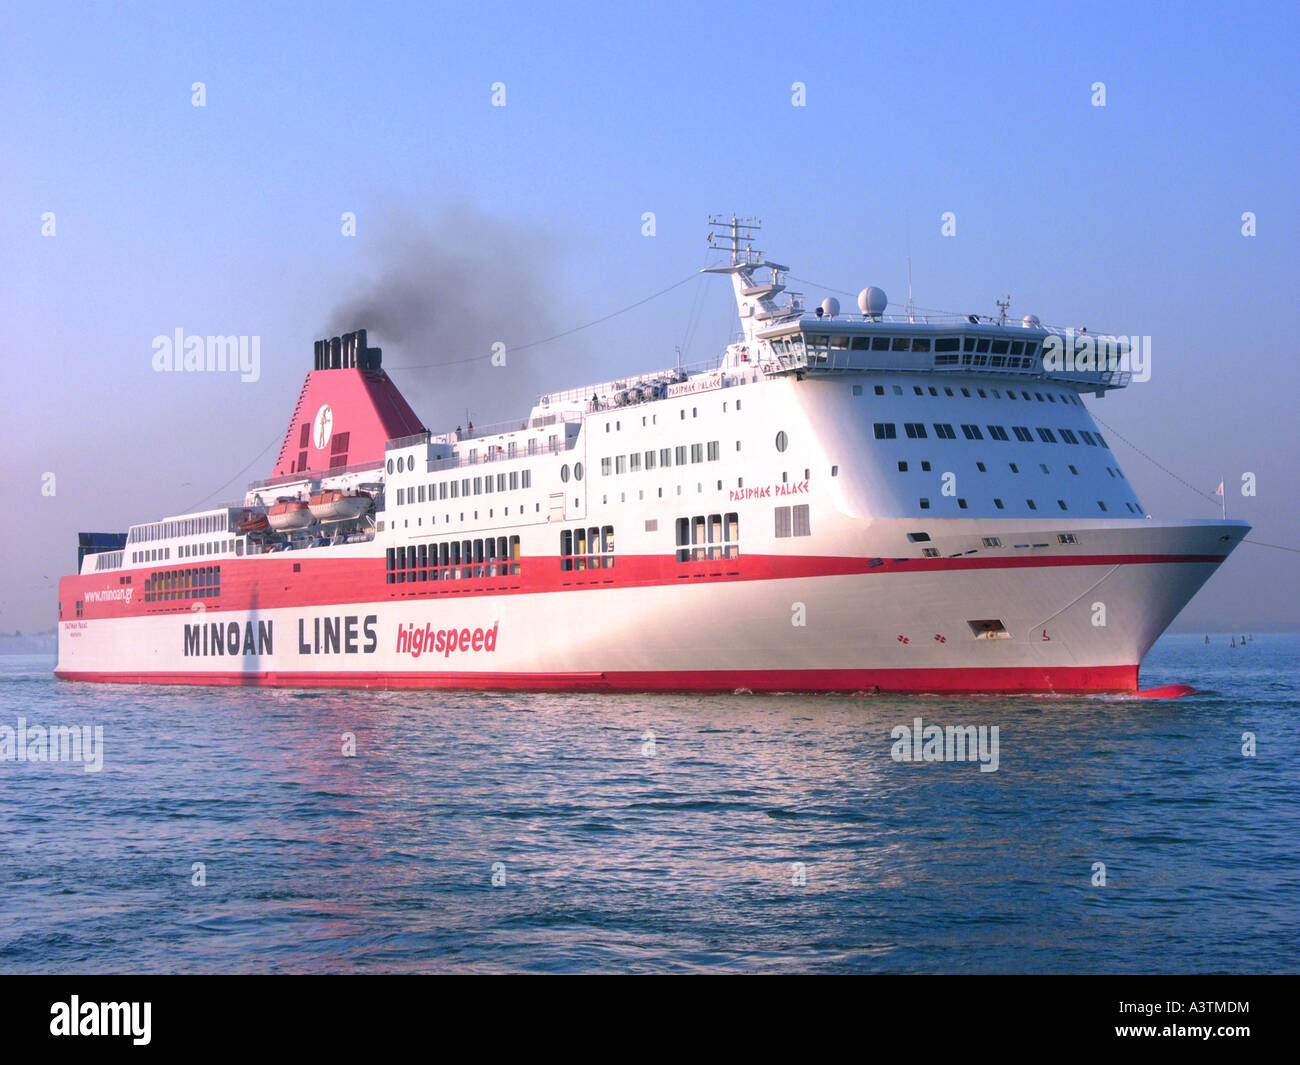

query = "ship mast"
[[702, 215, 794, 345]]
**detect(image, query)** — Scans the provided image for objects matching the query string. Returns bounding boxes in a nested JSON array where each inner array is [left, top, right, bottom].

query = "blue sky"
[[1, 0, 1296, 631]]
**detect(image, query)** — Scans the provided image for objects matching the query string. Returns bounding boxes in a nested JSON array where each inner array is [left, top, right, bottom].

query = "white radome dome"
[[858, 286, 888, 317], [821, 297, 840, 318]]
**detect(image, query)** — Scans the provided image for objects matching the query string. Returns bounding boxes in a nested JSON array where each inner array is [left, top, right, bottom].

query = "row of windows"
[[780, 333, 1041, 359], [860, 383, 1082, 405], [132, 537, 245, 564], [395, 470, 535, 506], [129, 513, 227, 544], [387, 437, 558, 476], [875, 422, 1107, 447], [775, 504, 812, 538], [675, 513, 740, 562], [134, 547, 172, 562], [916, 496, 1141, 514], [602, 441, 724, 477], [144, 566, 221, 603], [933, 352, 1036, 369], [560, 526, 616, 570], [602, 398, 744, 433], [385, 536, 522, 584], [898, 459, 1127, 481]]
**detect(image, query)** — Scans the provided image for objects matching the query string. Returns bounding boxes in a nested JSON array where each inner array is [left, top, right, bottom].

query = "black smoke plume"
[[326, 205, 588, 431]]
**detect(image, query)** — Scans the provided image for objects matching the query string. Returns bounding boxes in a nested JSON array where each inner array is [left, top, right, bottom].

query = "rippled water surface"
[[2, 633, 1297, 973]]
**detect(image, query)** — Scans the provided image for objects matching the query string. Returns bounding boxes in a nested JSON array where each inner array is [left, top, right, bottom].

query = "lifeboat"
[[266, 499, 313, 531], [308, 488, 372, 523], [237, 512, 269, 533]]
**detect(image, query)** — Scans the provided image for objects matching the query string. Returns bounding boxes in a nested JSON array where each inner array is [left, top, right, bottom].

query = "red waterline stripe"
[[60, 551, 1228, 619]]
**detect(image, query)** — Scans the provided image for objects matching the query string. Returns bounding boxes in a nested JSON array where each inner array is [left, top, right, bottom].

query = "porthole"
[[775, 431, 788, 453], [574, 462, 584, 481], [387, 459, 394, 474], [560, 464, 570, 483]]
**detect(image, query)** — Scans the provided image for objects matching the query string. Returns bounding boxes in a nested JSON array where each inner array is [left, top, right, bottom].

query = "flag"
[[1215, 481, 1224, 496]]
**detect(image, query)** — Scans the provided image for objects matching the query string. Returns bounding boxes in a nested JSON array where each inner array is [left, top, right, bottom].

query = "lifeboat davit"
[[308, 488, 372, 523], [266, 499, 313, 531]]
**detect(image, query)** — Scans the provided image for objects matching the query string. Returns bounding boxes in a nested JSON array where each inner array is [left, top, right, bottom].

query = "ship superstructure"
[[55, 218, 1248, 692]]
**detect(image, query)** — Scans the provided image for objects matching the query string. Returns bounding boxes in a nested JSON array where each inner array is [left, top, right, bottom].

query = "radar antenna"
[[996, 295, 1011, 326], [706, 214, 763, 266]]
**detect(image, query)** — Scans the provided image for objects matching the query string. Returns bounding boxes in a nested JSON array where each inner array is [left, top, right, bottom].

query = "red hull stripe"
[[61, 551, 1227, 620], [53, 663, 1141, 694]]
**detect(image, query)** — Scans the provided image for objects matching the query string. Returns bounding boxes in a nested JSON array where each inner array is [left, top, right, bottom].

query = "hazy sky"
[[2, 0, 1296, 633]]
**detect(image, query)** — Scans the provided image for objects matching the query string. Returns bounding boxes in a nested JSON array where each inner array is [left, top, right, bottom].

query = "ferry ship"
[[55, 217, 1248, 693]]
